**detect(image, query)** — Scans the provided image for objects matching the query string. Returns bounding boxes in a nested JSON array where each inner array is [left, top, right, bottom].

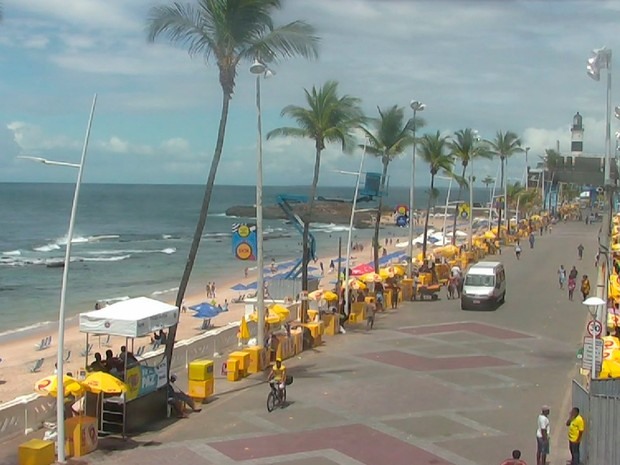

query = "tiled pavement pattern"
[[0, 222, 597, 465]]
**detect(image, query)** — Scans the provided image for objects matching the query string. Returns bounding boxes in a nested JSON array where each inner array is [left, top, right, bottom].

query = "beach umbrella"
[[350, 263, 374, 276], [360, 272, 383, 283], [270, 304, 290, 319], [230, 283, 247, 291], [83, 372, 128, 395], [190, 302, 222, 319], [341, 278, 366, 290], [35, 375, 87, 398], [323, 290, 338, 301], [308, 289, 326, 300], [238, 316, 250, 340]]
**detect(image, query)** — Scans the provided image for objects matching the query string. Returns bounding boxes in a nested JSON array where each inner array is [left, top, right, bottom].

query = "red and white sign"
[[587, 319, 603, 338]]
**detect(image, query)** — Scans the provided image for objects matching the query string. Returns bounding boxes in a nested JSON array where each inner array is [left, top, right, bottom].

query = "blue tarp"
[[230, 283, 247, 291]]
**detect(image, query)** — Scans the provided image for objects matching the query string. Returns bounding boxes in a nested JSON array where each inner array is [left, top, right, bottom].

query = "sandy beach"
[[0, 215, 459, 403]]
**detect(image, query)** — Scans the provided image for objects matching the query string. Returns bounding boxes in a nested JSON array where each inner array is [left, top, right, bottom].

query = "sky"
[[0, 0, 619, 187]]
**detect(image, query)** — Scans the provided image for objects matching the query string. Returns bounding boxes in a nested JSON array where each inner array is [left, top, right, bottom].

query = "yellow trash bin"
[[188, 359, 214, 382], [229, 351, 250, 377], [19, 439, 55, 465], [227, 358, 240, 381], [188, 379, 214, 401], [245, 346, 265, 374]]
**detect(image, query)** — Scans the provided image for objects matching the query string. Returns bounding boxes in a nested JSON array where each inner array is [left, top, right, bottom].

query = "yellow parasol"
[[483, 230, 496, 239], [266, 314, 283, 325], [270, 304, 290, 319], [239, 315, 250, 340], [360, 272, 383, 283], [308, 289, 326, 301], [341, 278, 366, 290], [379, 268, 394, 279], [82, 372, 128, 395], [323, 290, 338, 301], [35, 375, 87, 398]]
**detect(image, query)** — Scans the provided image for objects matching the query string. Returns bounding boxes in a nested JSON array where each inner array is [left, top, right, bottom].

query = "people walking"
[[529, 232, 535, 249], [566, 407, 585, 465], [577, 243, 584, 260], [558, 265, 567, 289], [568, 266, 578, 301], [580, 275, 590, 301], [515, 242, 522, 260], [536, 405, 550, 465]]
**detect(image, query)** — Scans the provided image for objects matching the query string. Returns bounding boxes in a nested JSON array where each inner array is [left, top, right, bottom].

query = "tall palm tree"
[[487, 131, 522, 240], [361, 105, 418, 271], [448, 128, 492, 244], [418, 131, 454, 261], [146, 0, 319, 368], [267, 80, 363, 321]]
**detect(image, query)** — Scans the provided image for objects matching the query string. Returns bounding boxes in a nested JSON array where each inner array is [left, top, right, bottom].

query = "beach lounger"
[[201, 318, 212, 331], [64, 350, 71, 362], [34, 336, 52, 351], [136, 346, 145, 357], [151, 340, 162, 351], [80, 343, 93, 357], [29, 358, 44, 373], [99, 334, 111, 347]]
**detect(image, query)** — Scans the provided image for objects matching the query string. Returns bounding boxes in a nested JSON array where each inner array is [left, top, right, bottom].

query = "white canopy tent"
[[79, 296, 179, 338]]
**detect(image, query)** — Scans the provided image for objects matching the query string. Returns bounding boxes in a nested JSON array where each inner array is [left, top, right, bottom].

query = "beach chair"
[[151, 340, 162, 351], [80, 343, 93, 357], [201, 318, 212, 331], [64, 350, 71, 362], [99, 334, 111, 348], [29, 358, 44, 373], [136, 346, 145, 357], [34, 336, 51, 351]]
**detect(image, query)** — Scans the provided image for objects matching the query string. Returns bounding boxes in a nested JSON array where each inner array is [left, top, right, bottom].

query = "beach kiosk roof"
[[79, 296, 179, 337]]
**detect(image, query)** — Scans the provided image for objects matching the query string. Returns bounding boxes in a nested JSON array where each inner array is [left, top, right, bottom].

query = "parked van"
[[461, 261, 506, 310]]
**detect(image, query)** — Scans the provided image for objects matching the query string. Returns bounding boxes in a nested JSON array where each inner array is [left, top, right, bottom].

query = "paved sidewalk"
[[0, 221, 598, 465]]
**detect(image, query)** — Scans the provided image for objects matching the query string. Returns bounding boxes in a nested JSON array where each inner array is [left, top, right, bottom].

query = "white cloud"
[[6, 121, 81, 151], [23, 35, 49, 49]]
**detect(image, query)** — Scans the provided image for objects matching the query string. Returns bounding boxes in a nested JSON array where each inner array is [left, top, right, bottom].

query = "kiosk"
[[79, 297, 178, 436]]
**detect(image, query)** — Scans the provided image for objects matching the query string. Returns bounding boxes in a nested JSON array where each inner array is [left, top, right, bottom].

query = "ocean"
[[0, 183, 491, 334]]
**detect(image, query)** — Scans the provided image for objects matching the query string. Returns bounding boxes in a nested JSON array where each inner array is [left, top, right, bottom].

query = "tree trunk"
[[496, 156, 505, 241], [450, 164, 467, 245], [301, 145, 322, 322], [164, 91, 231, 374], [422, 173, 435, 261], [372, 159, 390, 271]]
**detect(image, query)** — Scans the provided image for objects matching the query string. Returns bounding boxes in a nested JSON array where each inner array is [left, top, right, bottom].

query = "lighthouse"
[[571, 111, 584, 156]]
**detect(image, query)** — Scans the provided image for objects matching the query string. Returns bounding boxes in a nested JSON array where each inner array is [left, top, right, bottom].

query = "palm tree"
[[361, 105, 418, 271], [448, 128, 492, 244], [418, 131, 454, 261], [506, 181, 525, 208], [487, 131, 522, 240], [146, 0, 319, 368], [267, 81, 363, 321]]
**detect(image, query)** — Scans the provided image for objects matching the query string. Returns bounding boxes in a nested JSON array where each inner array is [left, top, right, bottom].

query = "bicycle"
[[266, 381, 286, 412]]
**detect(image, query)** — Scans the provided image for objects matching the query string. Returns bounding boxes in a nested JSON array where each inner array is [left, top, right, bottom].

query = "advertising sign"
[[232, 223, 257, 261], [458, 203, 471, 220], [394, 204, 409, 227], [124, 358, 168, 401]]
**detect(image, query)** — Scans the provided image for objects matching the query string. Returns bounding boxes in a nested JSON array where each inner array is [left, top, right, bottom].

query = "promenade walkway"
[[0, 220, 599, 465]]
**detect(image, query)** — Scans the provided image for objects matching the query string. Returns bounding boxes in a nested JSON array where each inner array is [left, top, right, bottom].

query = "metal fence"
[[572, 378, 620, 465]]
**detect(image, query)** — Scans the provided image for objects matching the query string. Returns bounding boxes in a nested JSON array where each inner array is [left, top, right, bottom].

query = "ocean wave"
[[80, 254, 132, 262], [151, 287, 179, 296], [34, 234, 121, 253], [0, 320, 54, 339], [34, 243, 61, 252], [96, 295, 131, 305], [311, 223, 353, 233], [86, 247, 176, 256], [207, 213, 227, 217], [88, 234, 120, 242], [2, 250, 21, 256]]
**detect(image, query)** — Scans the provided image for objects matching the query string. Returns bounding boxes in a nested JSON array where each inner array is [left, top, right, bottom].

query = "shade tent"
[[230, 283, 247, 291], [79, 297, 179, 338], [190, 302, 222, 319]]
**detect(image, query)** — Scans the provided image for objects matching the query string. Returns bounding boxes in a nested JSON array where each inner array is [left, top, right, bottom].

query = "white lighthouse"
[[571, 111, 584, 156]]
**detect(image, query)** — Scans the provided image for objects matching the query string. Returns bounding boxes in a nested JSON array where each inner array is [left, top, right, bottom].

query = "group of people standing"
[[557, 244, 591, 302], [205, 281, 217, 299]]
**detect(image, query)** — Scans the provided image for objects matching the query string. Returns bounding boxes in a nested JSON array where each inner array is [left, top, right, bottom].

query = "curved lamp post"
[[407, 100, 425, 279], [18, 94, 97, 463]]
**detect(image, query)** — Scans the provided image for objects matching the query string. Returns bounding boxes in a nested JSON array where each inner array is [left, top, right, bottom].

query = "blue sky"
[[0, 0, 619, 186]]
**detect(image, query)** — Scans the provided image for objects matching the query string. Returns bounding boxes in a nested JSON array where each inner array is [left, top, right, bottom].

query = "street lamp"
[[18, 95, 97, 463], [583, 296, 605, 379], [407, 100, 425, 278], [250, 58, 274, 348], [587, 47, 612, 187], [338, 142, 367, 328]]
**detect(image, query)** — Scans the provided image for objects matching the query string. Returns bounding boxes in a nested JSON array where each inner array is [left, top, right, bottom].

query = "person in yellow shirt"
[[566, 407, 585, 465], [268, 358, 286, 400]]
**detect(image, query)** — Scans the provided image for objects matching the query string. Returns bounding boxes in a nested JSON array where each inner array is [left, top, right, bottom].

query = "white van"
[[461, 261, 506, 310]]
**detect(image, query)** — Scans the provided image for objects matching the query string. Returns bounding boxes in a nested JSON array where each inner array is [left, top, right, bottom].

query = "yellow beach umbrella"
[[266, 314, 283, 325], [323, 290, 338, 301], [379, 268, 394, 279], [483, 230, 496, 239], [308, 289, 326, 301], [271, 304, 290, 319], [239, 315, 250, 340], [360, 272, 383, 283], [341, 278, 366, 290], [35, 375, 87, 398], [83, 372, 128, 395]]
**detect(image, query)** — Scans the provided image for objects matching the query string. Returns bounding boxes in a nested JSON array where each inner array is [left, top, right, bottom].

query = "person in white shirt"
[[450, 265, 461, 278], [536, 405, 550, 465]]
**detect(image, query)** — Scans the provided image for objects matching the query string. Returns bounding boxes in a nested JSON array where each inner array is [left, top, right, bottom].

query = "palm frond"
[[244, 20, 319, 63], [266, 126, 308, 140]]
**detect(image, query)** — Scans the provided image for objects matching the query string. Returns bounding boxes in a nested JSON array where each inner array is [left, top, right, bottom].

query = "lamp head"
[[615, 106, 620, 119], [250, 59, 266, 75], [410, 100, 426, 112]]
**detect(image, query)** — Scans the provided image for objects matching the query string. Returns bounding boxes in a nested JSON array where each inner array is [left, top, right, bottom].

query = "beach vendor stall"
[[78, 297, 178, 436]]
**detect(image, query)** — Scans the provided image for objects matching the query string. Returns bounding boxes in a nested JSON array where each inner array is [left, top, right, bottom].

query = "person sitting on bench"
[[167, 374, 201, 418]]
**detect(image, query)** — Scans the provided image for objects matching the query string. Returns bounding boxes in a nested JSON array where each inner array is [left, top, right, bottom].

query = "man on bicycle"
[[268, 358, 286, 399]]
